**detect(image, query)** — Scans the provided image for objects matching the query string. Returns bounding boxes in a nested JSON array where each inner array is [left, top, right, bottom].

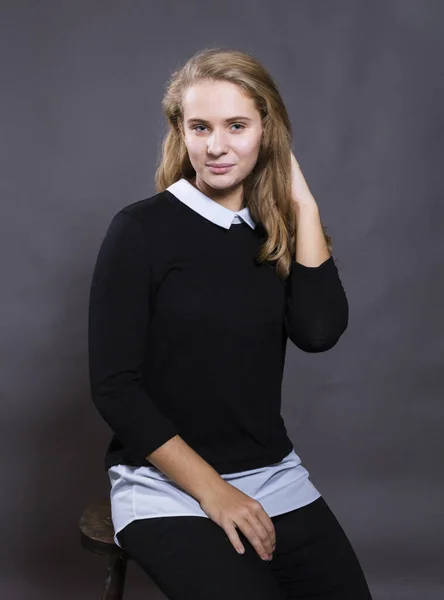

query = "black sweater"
[[88, 190, 349, 473]]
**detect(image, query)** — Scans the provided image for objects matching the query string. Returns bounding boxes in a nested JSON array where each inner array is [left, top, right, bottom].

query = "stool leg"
[[101, 554, 127, 600]]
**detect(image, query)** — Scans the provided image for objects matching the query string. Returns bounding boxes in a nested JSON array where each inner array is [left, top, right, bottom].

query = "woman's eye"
[[193, 124, 245, 132]]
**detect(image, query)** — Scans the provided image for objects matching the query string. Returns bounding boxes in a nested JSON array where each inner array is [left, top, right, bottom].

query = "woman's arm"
[[284, 153, 349, 351], [146, 434, 225, 501], [88, 210, 180, 461], [290, 149, 330, 267], [89, 209, 226, 496]]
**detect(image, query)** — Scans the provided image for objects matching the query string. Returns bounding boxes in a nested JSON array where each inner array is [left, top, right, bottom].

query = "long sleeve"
[[284, 255, 349, 352], [88, 210, 178, 462]]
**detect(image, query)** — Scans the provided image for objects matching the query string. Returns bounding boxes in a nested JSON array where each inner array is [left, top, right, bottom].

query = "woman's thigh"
[[270, 496, 373, 600], [117, 514, 286, 600]]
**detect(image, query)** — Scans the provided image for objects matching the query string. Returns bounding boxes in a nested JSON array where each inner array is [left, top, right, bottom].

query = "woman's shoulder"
[[117, 189, 175, 228]]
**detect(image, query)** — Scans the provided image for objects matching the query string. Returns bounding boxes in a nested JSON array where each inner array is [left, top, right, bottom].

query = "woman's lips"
[[207, 164, 235, 174]]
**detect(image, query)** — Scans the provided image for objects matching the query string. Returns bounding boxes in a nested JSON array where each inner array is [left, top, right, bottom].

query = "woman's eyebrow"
[[186, 116, 253, 124]]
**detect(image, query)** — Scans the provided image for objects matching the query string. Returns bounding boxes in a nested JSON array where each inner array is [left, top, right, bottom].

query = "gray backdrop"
[[1, 1, 443, 599]]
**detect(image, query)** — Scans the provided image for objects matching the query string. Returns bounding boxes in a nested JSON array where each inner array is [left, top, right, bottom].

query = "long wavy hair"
[[154, 47, 332, 280]]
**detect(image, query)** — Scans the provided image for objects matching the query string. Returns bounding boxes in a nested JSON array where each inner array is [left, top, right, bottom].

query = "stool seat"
[[80, 498, 127, 557], [79, 498, 129, 600]]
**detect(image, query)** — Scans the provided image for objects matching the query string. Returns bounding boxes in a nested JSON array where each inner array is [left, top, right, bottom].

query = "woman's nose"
[[208, 130, 229, 154]]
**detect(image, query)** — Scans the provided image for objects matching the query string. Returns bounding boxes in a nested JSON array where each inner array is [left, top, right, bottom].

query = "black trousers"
[[117, 496, 373, 600]]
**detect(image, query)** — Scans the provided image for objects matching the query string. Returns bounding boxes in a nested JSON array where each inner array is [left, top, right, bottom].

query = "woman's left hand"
[[290, 150, 319, 209]]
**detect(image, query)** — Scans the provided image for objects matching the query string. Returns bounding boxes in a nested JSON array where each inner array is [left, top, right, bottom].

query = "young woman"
[[88, 47, 373, 600]]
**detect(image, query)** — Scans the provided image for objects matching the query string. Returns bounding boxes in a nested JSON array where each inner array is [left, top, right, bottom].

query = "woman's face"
[[180, 80, 263, 196]]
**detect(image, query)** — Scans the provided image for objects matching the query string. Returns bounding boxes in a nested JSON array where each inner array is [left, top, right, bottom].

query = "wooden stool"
[[79, 499, 130, 600]]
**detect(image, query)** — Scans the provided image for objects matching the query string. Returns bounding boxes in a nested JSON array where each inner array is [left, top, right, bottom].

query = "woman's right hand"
[[199, 480, 276, 560]]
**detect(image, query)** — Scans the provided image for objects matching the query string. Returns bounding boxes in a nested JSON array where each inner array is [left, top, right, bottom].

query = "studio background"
[[1, 1, 443, 599]]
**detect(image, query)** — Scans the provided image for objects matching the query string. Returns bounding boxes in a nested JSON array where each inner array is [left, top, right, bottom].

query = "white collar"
[[166, 178, 256, 230]]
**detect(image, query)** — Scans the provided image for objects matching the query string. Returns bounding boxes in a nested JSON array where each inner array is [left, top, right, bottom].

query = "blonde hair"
[[154, 47, 332, 280]]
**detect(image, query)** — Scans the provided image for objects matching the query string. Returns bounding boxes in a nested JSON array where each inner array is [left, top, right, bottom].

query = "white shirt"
[[108, 178, 321, 548]]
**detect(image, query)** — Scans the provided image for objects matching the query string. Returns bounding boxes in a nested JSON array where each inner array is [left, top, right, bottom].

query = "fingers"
[[241, 515, 275, 559], [224, 513, 275, 561], [255, 511, 276, 553], [224, 522, 246, 555], [249, 502, 276, 555]]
